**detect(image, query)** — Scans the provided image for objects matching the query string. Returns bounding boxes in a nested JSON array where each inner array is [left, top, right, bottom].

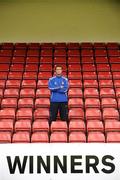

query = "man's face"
[[55, 67, 62, 76]]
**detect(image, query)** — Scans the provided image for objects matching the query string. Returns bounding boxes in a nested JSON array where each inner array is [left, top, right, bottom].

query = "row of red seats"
[[0, 87, 120, 98], [0, 97, 120, 109], [0, 120, 120, 133], [0, 42, 119, 49], [0, 107, 119, 121], [0, 49, 120, 57], [0, 57, 120, 64], [0, 131, 120, 143]]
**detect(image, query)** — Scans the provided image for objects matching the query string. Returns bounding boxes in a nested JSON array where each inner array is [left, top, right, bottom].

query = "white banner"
[[0, 143, 120, 180]]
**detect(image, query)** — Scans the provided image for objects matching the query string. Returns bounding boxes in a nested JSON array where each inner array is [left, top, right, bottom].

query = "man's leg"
[[59, 102, 68, 122], [49, 102, 59, 125]]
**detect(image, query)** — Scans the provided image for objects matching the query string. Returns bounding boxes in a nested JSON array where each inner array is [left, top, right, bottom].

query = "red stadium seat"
[[95, 57, 108, 63], [26, 57, 39, 64], [12, 132, 30, 143], [116, 88, 120, 98], [83, 72, 97, 80], [4, 88, 19, 98], [35, 98, 50, 108], [68, 57, 80, 63], [6, 80, 21, 89], [18, 98, 34, 108], [8, 72, 23, 80], [112, 72, 120, 80], [31, 132, 49, 143], [98, 72, 112, 80], [106, 132, 120, 143], [88, 132, 105, 143], [69, 132, 86, 143], [86, 108, 102, 120], [81, 57, 94, 63], [69, 108, 84, 120], [0, 121, 13, 132], [87, 121, 104, 132], [0, 108, 15, 119], [0, 89, 3, 98], [68, 98, 83, 108], [36, 88, 50, 98], [84, 80, 98, 88], [0, 72, 8, 80], [103, 108, 119, 120], [37, 79, 48, 88], [32, 121, 49, 132], [0, 80, 6, 89], [20, 88, 35, 98], [101, 98, 117, 108], [68, 64, 81, 71], [27, 50, 39, 57], [105, 121, 120, 132], [69, 80, 82, 88], [25, 64, 39, 72], [114, 80, 120, 88], [69, 121, 85, 132], [96, 64, 110, 72], [1, 98, 17, 108], [82, 64, 96, 71], [68, 72, 82, 79], [10, 64, 24, 71], [23, 72, 37, 80], [51, 121, 68, 132], [15, 120, 31, 132], [38, 72, 52, 79], [85, 98, 100, 108], [16, 108, 33, 120], [21, 80, 36, 89], [84, 88, 99, 98], [99, 80, 113, 88], [34, 108, 49, 120], [0, 64, 10, 71], [50, 132, 67, 143], [100, 88, 115, 98], [68, 88, 83, 98], [0, 132, 12, 143]]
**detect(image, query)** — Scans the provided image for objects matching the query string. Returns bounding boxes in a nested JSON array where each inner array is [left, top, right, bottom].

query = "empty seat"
[[69, 121, 85, 132], [20, 88, 35, 98], [98, 72, 112, 80], [0, 108, 15, 119], [15, 120, 31, 132], [6, 80, 21, 88], [1, 98, 17, 108], [99, 80, 113, 88], [40, 57, 52, 63], [112, 72, 120, 79], [69, 108, 84, 120], [103, 108, 119, 120], [68, 57, 80, 63], [68, 72, 82, 79], [35, 98, 50, 108], [37, 80, 48, 88], [50, 132, 67, 143], [39, 64, 52, 71], [105, 121, 120, 132], [18, 98, 34, 108], [0, 132, 11, 143], [68, 50, 80, 57], [0, 64, 10, 71], [0, 121, 13, 132], [111, 64, 120, 72], [12, 132, 30, 143], [36, 88, 50, 98], [32, 121, 49, 132], [69, 132, 86, 143], [106, 132, 120, 143], [84, 80, 98, 88], [16, 108, 33, 120], [100, 88, 115, 98], [81, 57, 94, 63], [0, 72, 8, 80], [38, 72, 52, 79], [31, 132, 49, 143], [95, 56, 108, 63], [0, 80, 6, 89], [95, 49, 107, 56], [25, 64, 39, 72], [68, 64, 81, 71], [68, 88, 83, 98], [114, 80, 120, 88], [69, 80, 82, 88], [68, 98, 83, 108], [84, 88, 99, 98], [86, 108, 102, 120], [85, 98, 100, 108], [34, 108, 49, 120], [26, 57, 39, 63], [116, 88, 120, 98], [23, 72, 37, 80], [87, 121, 104, 132], [4, 88, 19, 98], [8, 72, 23, 80], [96, 64, 110, 72], [101, 98, 117, 108], [21, 80, 36, 89], [0, 89, 3, 98], [88, 132, 105, 143], [82, 64, 96, 71], [51, 121, 68, 132], [83, 72, 97, 80]]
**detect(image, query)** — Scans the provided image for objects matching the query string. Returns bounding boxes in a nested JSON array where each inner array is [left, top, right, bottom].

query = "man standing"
[[48, 65, 69, 125]]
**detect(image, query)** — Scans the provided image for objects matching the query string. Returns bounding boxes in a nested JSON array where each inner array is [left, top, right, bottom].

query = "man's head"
[[55, 65, 63, 76]]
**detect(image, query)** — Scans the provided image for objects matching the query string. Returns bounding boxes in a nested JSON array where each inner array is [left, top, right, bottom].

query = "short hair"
[[55, 65, 63, 70]]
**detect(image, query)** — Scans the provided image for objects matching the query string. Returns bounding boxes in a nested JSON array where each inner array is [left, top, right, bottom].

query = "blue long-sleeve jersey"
[[48, 76, 69, 102]]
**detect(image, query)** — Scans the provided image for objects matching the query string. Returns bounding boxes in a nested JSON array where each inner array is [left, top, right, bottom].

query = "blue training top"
[[48, 75, 69, 102]]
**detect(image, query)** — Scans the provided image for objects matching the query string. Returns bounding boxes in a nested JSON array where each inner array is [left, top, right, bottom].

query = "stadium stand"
[[0, 42, 120, 143]]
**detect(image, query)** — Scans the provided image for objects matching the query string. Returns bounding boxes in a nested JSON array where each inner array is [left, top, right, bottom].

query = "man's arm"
[[57, 79, 69, 93], [48, 78, 61, 92]]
